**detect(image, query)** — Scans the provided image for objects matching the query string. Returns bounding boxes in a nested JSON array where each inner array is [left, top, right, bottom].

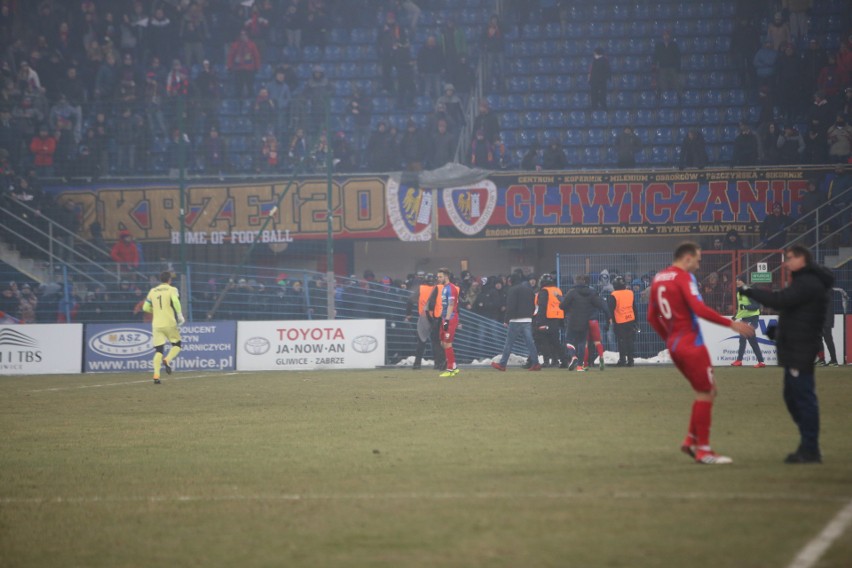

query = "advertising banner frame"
[[0, 324, 84, 375]]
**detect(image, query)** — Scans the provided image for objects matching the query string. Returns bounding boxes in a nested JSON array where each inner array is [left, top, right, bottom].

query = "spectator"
[[193, 60, 220, 137], [16, 283, 38, 323], [473, 100, 500, 143], [808, 91, 834, 133], [179, 2, 210, 68], [226, 30, 261, 98], [90, 112, 111, 175], [730, 17, 760, 88], [440, 19, 467, 68], [114, 107, 137, 174], [469, 129, 494, 168], [288, 127, 310, 170], [301, 9, 328, 51], [816, 55, 842, 99], [53, 199, 81, 262], [802, 39, 827, 87], [732, 122, 759, 166], [259, 133, 280, 172], [110, 229, 139, 272], [827, 114, 852, 163], [202, 126, 228, 175], [542, 139, 567, 170], [166, 128, 192, 177], [615, 126, 642, 167], [268, 67, 292, 140], [482, 15, 505, 92], [396, 57, 417, 109], [753, 41, 778, 86], [346, 88, 371, 168], [88, 220, 107, 251], [427, 115, 457, 168], [417, 35, 444, 100], [766, 12, 790, 51], [679, 129, 708, 169], [94, 52, 118, 101], [493, 136, 510, 170], [143, 71, 167, 137], [312, 131, 329, 171], [653, 30, 682, 96], [48, 94, 81, 171], [589, 48, 611, 110], [251, 86, 277, 142], [29, 126, 57, 177], [305, 65, 332, 134], [775, 43, 803, 124], [784, 0, 812, 41], [399, 119, 427, 171], [446, 55, 475, 99], [758, 121, 781, 164], [841, 87, 852, 121], [243, 5, 270, 53], [377, 11, 405, 94], [760, 202, 792, 249], [803, 118, 828, 164], [723, 229, 744, 250], [148, 7, 174, 64], [399, 0, 421, 35], [777, 125, 805, 165], [436, 83, 465, 129], [521, 142, 541, 170], [283, 2, 304, 50], [365, 121, 397, 171]]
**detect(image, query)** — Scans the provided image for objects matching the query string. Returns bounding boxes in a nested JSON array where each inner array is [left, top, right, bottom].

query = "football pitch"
[[1, 366, 851, 568]]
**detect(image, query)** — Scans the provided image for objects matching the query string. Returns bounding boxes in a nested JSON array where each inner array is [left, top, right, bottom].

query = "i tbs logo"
[[89, 328, 153, 358], [0, 328, 42, 364]]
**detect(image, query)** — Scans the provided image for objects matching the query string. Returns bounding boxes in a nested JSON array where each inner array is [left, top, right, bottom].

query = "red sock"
[[692, 400, 713, 448], [445, 347, 456, 370], [583, 345, 589, 365], [596, 343, 604, 358]]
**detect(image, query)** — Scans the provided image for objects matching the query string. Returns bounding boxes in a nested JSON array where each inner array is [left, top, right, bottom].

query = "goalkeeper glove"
[[177, 313, 186, 325]]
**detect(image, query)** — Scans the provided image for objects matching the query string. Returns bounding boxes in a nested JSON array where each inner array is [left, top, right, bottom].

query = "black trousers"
[[783, 366, 820, 456], [736, 316, 764, 363], [614, 321, 636, 363], [821, 323, 837, 363], [430, 319, 446, 369]]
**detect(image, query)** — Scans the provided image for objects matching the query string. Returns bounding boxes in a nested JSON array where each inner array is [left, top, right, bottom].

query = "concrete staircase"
[[824, 247, 852, 269], [0, 240, 51, 284]]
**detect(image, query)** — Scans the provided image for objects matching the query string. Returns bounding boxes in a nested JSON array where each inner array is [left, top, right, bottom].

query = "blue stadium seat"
[[545, 111, 566, 128], [543, 22, 563, 38], [569, 92, 589, 109], [564, 129, 584, 146], [522, 24, 542, 37], [673, 20, 693, 37], [701, 127, 720, 143], [614, 91, 635, 109], [659, 90, 679, 107], [326, 46, 345, 61], [568, 111, 588, 128], [619, 74, 639, 90], [582, 147, 604, 166], [531, 76, 552, 92], [501, 130, 517, 147], [528, 93, 547, 109], [714, 36, 731, 52], [590, 111, 608, 127], [220, 117, 251, 135], [716, 19, 733, 35], [677, 3, 699, 18], [727, 89, 746, 106], [628, 21, 650, 37], [695, 19, 714, 36], [633, 127, 652, 144], [721, 125, 739, 141], [330, 98, 346, 114], [507, 58, 526, 74], [351, 28, 375, 44], [507, 77, 529, 93], [588, 21, 608, 37], [302, 46, 322, 61], [637, 91, 657, 109], [651, 3, 674, 18], [718, 144, 733, 163], [220, 99, 242, 115], [540, 129, 561, 145], [587, 129, 606, 145], [680, 108, 700, 125], [562, 147, 580, 165], [658, 108, 677, 124], [548, 93, 570, 109], [227, 136, 251, 152], [702, 108, 721, 124], [613, 110, 632, 126], [504, 94, 525, 110], [724, 107, 744, 123], [633, 3, 651, 20], [611, 4, 630, 20], [502, 112, 520, 129], [607, 38, 628, 55], [553, 75, 573, 91], [682, 90, 702, 106], [650, 146, 671, 164], [540, 40, 562, 56], [519, 129, 540, 147], [621, 56, 643, 73], [635, 108, 656, 125], [522, 111, 543, 128], [506, 42, 529, 58], [654, 127, 674, 144], [627, 37, 652, 55], [703, 89, 723, 105], [589, 5, 611, 21]]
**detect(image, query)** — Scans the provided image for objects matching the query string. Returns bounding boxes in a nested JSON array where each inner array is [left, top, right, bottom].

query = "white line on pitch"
[[787, 498, 852, 568], [28, 373, 228, 393], [1, 491, 849, 506]]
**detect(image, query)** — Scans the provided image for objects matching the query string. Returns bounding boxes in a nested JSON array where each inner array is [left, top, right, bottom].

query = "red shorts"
[[671, 342, 715, 392], [587, 320, 602, 343], [441, 318, 458, 343]]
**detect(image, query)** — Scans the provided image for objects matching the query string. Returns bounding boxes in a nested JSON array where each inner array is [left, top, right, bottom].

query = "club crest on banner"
[[386, 176, 433, 242], [442, 181, 497, 236]]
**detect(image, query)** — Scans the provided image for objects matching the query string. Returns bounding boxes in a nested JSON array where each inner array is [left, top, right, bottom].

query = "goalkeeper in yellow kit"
[[143, 271, 185, 384]]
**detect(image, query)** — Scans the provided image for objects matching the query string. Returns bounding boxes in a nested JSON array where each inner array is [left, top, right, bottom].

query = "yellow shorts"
[[152, 325, 181, 347]]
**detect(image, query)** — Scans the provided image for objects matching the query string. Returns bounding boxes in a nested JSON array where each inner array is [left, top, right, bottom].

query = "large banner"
[[48, 169, 811, 243], [237, 319, 385, 371], [84, 321, 236, 373], [698, 315, 845, 367], [0, 324, 83, 375]]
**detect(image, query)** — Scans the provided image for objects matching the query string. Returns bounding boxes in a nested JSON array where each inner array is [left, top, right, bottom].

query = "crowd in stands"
[[0, 0, 848, 181]]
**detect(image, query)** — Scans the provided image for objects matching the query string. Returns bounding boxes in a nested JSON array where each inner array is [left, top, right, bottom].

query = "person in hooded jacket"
[[560, 274, 610, 371], [738, 245, 834, 464]]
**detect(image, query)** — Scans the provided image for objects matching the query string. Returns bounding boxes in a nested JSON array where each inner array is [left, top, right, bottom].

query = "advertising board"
[[0, 324, 84, 375], [237, 319, 385, 371], [698, 315, 844, 366], [84, 322, 236, 373]]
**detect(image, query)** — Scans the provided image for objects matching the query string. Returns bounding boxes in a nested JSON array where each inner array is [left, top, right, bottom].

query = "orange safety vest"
[[432, 284, 444, 318], [542, 286, 564, 319], [611, 289, 636, 323], [418, 284, 433, 314]]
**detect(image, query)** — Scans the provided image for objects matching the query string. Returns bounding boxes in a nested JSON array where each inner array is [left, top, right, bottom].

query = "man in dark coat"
[[560, 274, 610, 371], [491, 272, 540, 371], [738, 245, 834, 463]]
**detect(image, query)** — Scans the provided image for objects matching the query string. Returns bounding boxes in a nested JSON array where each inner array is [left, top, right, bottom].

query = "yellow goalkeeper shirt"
[[143, 283, 183, 327]]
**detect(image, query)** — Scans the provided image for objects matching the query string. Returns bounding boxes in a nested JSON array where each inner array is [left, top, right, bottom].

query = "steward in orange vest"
[[534, 273, 568, 367], [607, 276, 637, 366], [423, 276, 447, 370]]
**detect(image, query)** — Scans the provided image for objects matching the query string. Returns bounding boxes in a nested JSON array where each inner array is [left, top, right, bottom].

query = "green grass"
[[1, 366, 851, 568]]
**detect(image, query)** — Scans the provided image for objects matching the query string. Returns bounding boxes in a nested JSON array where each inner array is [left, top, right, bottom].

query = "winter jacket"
[[560, 285, 610, 332], [504, 283, 536, 321], [743, 264, 833, 372]]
